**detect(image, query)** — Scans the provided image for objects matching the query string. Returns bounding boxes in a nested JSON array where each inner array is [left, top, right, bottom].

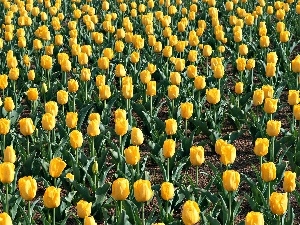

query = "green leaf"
[[207, 215, 221, 225], [95, 183, 110, 205], [78, 103, 94, 128]]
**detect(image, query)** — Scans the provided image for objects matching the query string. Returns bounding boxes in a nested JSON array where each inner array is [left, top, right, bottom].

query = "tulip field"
[[1, 0, 300, 224]]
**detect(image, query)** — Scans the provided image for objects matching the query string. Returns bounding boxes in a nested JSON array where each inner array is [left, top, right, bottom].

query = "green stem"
[[48, 131, 51, 161], [185, 119, 188, 137], [142, 203, 145, 225], [73, 93, 76, 112], [120, 135, 123, 157], [85, 81, 87, 101], [228, 192, 232, 225], [150, 96, 153, 117], [28, 201, 31, 224], [54, 178, 57, 188], [3, 134, 5, 150], [171, 99, 174, 118], [278, 215, 281, 225], [167, 158, 169, 182], [120, 200, 122, 214], [53, 208, 55, 225], [27, 136, 30, 157], [6, 183, 8, 213], [76, 148, 79, 164], [196, 166, 199, 186], [287, 193, 290, 223], [268, 182, 271, 201], [271, 136, 275, 162], [91, 137, 95, 158]]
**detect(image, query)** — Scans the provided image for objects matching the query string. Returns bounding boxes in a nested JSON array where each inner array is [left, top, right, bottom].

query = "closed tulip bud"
[[291, 57, 300, 73], [147, 63, 156, 74], [76, 200, 92, 218], [130, 52, 140, 63], [163, 46, 172, 58], [280, 31, 290, 43], [0, 213, 12, 224], [0, 162, 15, 184], [225, 1, 233, 11], [261, 162, 276, 182], [188, 50, 197, 62], [170, 72, 181, 85], [266, 63, 276, 77], [4, 97, 14, 112], [182, 200, 200, 225], [41, 83, 48, 94], [19, 118, 35, 136], [112, 178, 130, 201], [213, 64, 224, 79], [236, 57, 246, 71], [56, 90, 68, 105], [18, 176, 37, 201], [269, 192, 288, 215], [140, 70, 151, 84], [264, 98, 278, 114], [115, 109, 126, 121], [293, 104, 300, 120], [99, 85, 111, 100], [26, 88, 38, 101], [262, 85, 274, 99], [253, 138, 269, 157], [0, 74, 8, 90], [246, 59, 255, 70], [245, 211, 264, 225], [161, 139, 175, 158], [87, 120, 100, 137], [131, 127, 144, 146], [234, 30, 242, 42], [235, 82, 243, 94], [84, 216, 97, 225], [222, 170, 240, 191], [165, 119, 177, 136], [215, 139, 228, 155], [115, 118, 128, 136], [238, 44, 248, 55], [41, 55, 52, 70], [260, 36, 270, 48], [8, 68, 19, 81], [92, 161, 98, 175], [115, 40, 124, 53], [266, 120, 281, 136], [203, 45, 212, 57], [154, 42, 162, 52], [146, 81, 156, 96], [115, 64, 126, 78], [288, 90, 299, 105], [3, 146, 16, 163], [45, 101, 58, 117], [194, 76, 206, 90], [206, 88, 221, 104], [133, 179, 153, 202], [55, 35, 63, 46], [96, 75, 106, 87], [49, 157, 66, 178], [66, 112, 78, 129], [0, 118, 10, 135], [27, 70, 35, 81], [283, 171, 296, 192], [187, 65, 197, 79], [181, 102, 193, 119], [175, 58, 185, 72], [98, 57, 110, 70], [69, 130, 83, 149], [68, 79, 79, 93], [190, 146, 205, 166], [124, 146, 140, 165], [42, 113, 56, 131], [122, 83, 133, 99], [161, 182, 174, 201], [220, 144, 236, 166], [167, 85, 179, 100]]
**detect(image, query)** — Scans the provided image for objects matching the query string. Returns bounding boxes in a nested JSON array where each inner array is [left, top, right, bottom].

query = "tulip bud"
[[92, 161, 99, 175]]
